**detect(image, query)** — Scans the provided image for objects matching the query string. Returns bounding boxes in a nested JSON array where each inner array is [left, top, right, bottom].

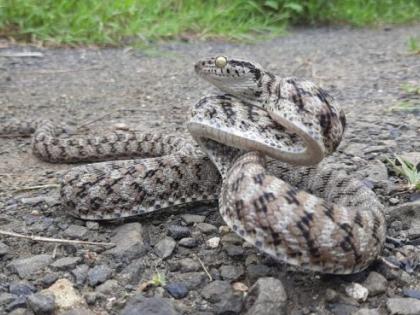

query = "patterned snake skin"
[[0, 56, 385, 274]]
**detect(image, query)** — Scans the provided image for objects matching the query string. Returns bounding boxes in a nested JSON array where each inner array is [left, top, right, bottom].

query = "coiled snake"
[[1, 56, 385, 274]]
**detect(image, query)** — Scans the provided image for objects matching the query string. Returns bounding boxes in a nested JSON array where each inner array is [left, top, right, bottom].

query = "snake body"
[[0, 56, 385, 274]]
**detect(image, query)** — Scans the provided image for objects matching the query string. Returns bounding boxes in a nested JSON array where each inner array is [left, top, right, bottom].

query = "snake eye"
[[215, 56, 227, 68]]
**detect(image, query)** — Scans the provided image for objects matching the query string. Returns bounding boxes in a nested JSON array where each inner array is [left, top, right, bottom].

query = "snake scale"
[[0, 56, 385, 274]]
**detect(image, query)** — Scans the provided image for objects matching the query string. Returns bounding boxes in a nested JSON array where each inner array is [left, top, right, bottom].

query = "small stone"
[[242, 277, 287, 315], [121, 295, 179, 315], [0, 241, 10, 256], [72, 264, 89, 286], [247, 264, 272, 282], [86, 222, 99, 230], [221, 233, 243, 245], [363, 271, 387, 296], [325, 289, 338, 302], [178, 237, 198, 248], [181, 214, 206, 225], [224, 244, 244, 257], [42, 279, 86, 311], [219, 225, 231, 235], [0, 293, 16, 305], [167, 225, 191, 240], [113, 122, 129, 131], [95, 280, 120, 295], [88, 265, 112, 287], [206, 237, 220, 248], [345, 283, 368, 302], [201, 280, 243, 314], [403, 288, 420, 300], [41, 274, 59, 288], [196, 223, 218, 234], [9, 282, 35, 296], [63, 225, 88, 239], [389, 197, 399, 205], [232, 282, 248, 292], [51, 257, 81, 271], [8, 254, 52, 278], [172, 272, 207, 290], [220, 265, 244, 281], [61, 307, 95, 315], [27, 292, 55, 315], [178, 258, 201, 272], [352, 309, 381, 315], [387, 297, 420, 315], [5, 296, 26, 312], [165, 283, 189, 299], [105, 223, 146, 262], [154, 237, 176, 259]]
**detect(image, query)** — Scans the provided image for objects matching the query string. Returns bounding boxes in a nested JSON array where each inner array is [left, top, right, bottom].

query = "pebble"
[[221, 233, 243, 245], [26, 292, 55, 315], [242, 277, 287, 315], [201, 280, 243, 314], [154, 237, 176, 259], [181, 214, 206, 225], [8, 254, 52, 278], [51, 257, 81, 271], [42, 278, 86, 311], [403, 288, 420, 300], [6, 296, 27, 312], [167, 225, 191, 240], [206, 237, 220, 248], [95, 280, 120, 295], [387, 297, 420, 315], [345, 283, 369, 302], [0, 293, 15, 306], [363, 271, 387, 296], [63, 224, 88, 239], [165, 283, 189, 299], [173, 272, 207, 290], [178, 258, 201, 272], [220, 265, 245, 281], [9, 282, 35, 296], [105, 223, 146, 262], [72, 264, 89, 286], [178, 237, 198, 248], [41, 274, 59, 288], [88, 265, 112, 287], [352, 309, 381, 315], [0, 241, 10, 256], [224, 244, 244, 257], [246, 264, 272, 282], [389, 197, 399, 205], [196, 223, 218, 234], [86, 222, 99, 230], [121, 295, 179, 315]]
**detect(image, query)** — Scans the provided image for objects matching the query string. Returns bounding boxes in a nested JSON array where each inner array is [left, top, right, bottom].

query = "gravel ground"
[[0, 25, 420, 315]]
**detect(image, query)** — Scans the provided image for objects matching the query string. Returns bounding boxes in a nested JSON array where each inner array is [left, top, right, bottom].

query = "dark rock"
[[224, 245, 244, 257], [87, 265, 112, 287], [201, 280, 243, 314], [105, 223, 147, 262], [353, 309, 381, 315], [165, 283, 189, 299], [196, 223, 218, 234], [27, 292, 55, 315], [154, 237, 176, 259], [63, 225, 88, 239], [178, 258, 201, 272], [8, 254, 52, 278], [246, 264, 272, 282], [72, 264, 89, 286], [6, 296, 27, 312], [220, 265, 244, 281], [167, 225, 191, 240], [95, 280, 120, 295], [9, 282, 35, 296], [363, 271, 387, 296], [51, 257, 81, 271], [41, 274, 59, 287], [121, 295, 179, 315], [242, 277, 287, 315], [403, 288, 420, 300], [327, 303, 359, 315], [118, 259, 146, 285], [178, 237, 198, 248], [173, 272, 207, 290]]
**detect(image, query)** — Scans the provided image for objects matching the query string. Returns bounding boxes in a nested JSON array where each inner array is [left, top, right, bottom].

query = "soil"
[[0, 25, 419, 315]]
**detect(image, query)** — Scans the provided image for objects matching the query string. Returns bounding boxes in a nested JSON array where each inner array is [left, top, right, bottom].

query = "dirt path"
[[0, 25, 419, 315]]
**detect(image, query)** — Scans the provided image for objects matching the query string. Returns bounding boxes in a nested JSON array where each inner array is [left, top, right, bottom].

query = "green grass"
[[408, 36, 420, 54], [0, 0, 420, 46], [386, 156, 420, 191]]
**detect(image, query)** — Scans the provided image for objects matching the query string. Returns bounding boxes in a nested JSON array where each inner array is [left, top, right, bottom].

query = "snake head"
[[195, 56, 265, 103]]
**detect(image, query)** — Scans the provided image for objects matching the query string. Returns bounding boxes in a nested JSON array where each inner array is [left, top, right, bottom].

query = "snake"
[[0, 56, 386, 274]]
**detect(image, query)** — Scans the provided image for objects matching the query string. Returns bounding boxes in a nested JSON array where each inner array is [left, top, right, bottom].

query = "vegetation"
[[0, 0, 420, 46], [386, 156, 420, 191], [408, 36, 420, 54]]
